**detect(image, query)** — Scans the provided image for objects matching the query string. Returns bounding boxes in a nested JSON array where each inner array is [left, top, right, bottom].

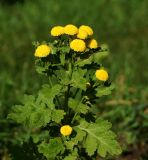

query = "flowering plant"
[[8, 24, 121, 159]]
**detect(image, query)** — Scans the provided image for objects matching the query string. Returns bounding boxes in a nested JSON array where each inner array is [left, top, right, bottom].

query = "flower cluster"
[[34, 24, 99, 58], [33, 24, 109, 136]]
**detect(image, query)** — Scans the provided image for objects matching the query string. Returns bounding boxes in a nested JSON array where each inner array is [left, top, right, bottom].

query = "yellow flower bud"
[[88, 39, 98, 49], [60, 125, 73, 136], [77, 29, 88, 39], [34, 44, 51, 57], [64, 24, 78, 35], [95, 69, 109, 81], [51, 26, 64, 36], [79, 25, 93, 36], [70, 39, 86, 52]]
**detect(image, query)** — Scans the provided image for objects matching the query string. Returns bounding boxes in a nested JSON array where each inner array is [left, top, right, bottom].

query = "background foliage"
[[0, 0, 148, 159]]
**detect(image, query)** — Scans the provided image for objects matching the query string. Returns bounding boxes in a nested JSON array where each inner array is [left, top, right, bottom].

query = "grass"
[[0, 0, 148, 159]]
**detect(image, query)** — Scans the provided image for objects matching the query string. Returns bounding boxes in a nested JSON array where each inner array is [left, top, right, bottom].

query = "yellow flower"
[[77, 29, 88, 39], [79, 25, 93, 36], [51, 26, 64, 36], [64, 24, 78, 35], [34, 44, 51, 57], [70, 39, 86, 52], [88, 39, 98, 49], [60, 125, 73, 136], [95, 69, 109, 81]]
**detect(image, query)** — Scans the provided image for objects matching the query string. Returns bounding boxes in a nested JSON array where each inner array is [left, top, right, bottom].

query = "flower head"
[[34, 44, 51, 57], [60, 125, 73, 136], [88, 39, 98, 49], [70, 39, 86, 52], [95, 69, 109, 81], [77, 29, 88, 39], [79, 25, 93, 36], [64, 24, 78, 35], [51, 26, 64, 36]]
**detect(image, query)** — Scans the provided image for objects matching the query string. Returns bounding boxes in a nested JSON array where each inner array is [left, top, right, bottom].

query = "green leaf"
[[55, 70, 71, 86], [35, 59, 49, 74], [63, 128, 86, 152], [60, 52, 65, 65], [77, 119, 122, 157], [68, 98, 89, 114], [93, 50, 109, 63], [96, 84, 115, 97], [51, 109, 65, 123], [60, 46, 70, 54], [64, 141, 75, 150], [85, 134, 97, 156], [71, 68, 87, 90], [76, 50, 109, 67], [76, 55, 92, 67], [32, 131, 49, 143], [8, 95, 51, 128], [38, 138, 65, 160], [39, 84, 62, 108], [64, 148, 78, 160], [51, 46, 58, 54], [73, 128, 86, 144]]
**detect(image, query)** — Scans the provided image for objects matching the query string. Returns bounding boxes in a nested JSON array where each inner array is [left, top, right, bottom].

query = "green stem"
[[65, 84, 70, 112], [71, 96, 84, 124], [48, 76, 61, 108]]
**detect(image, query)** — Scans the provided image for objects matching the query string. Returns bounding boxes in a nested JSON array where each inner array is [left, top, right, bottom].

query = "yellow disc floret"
[[51, 26, 64, 36], [77, 29, 88, 39], [70, 39, 86, 52], [79, 25, 93, 36], [88, 39, 98, 49], [95, 69, 109, 81], [60, 125, 73, 136], [64, 24, 78, 35], [34, 44, 51, 57]]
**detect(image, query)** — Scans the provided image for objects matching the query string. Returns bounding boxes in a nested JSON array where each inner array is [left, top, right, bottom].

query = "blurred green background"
[[0, 0, 148, 159]]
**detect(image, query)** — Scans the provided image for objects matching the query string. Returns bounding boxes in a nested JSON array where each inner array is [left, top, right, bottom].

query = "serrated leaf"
[[77, 119, 122, 157], [64, 128, 86, 151], [64, 148, 78, 160], [64, 141, 75, 150], [73, 128, 86, 144], [38, 138, 65, 160], [76, 50, 109, 67], [85, 134, 97, 156], [68, 98, 89, 114], [39, 84, 62, 108], [55, 70, 71, 85], [51, 109, 65, 123], [71, 68, 87, 90], [8, 95, 51, 128], [64, 155, 77, 160], [96, 84, 115, 97]]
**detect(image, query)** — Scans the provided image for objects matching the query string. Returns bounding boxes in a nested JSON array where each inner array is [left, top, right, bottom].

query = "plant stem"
[[48, 76, 61, 108], [71, 96, 84, 124]]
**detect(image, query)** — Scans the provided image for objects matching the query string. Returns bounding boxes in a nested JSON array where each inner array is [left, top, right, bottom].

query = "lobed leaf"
[[38, 138, 65, 159], [71, 68, 87, 90], [68, 98, 89, 114], [96, 84, 115, 97], [8, 95, 52, 128], [76, 119, 122, 157]]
